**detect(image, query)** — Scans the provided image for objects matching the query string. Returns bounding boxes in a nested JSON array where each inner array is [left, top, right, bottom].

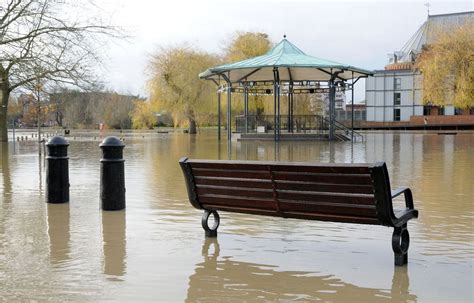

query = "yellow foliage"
[[224, 32, 273, 117], [146, 32, 273, 129], [224, 32, 272, 62], [131, 100, 155, 129], [147, 45, 219, 128], [416, 21, 474, 108]]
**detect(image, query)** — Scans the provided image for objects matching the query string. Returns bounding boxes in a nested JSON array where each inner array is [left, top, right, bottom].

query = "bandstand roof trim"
[[199, 38, 373, 83]]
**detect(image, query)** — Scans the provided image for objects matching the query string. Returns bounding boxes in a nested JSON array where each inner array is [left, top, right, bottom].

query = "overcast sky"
[[98, 0, 472, 101]]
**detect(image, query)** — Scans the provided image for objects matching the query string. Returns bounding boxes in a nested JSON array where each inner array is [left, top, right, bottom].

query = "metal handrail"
[[322, 117, 364, 141], [235, 114, 363, 142]]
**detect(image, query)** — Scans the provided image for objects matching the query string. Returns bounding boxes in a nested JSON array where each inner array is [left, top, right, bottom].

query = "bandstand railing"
[[235, 114, 364, 141]]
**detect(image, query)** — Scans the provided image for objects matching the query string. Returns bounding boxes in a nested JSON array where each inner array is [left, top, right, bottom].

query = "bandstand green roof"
[[199, 38, 373, 83]]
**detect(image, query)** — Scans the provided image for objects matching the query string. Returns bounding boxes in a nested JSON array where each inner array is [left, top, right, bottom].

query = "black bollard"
[[100, 136, 126, 210], [46, 136, 70, 203]]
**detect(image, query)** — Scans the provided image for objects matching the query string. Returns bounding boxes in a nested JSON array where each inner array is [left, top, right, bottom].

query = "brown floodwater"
[[0, 130, 473, 302]]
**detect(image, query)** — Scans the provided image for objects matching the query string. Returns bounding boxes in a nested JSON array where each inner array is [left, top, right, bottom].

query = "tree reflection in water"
[[1, 143, 12, 196], [186, 238, 417, 302]]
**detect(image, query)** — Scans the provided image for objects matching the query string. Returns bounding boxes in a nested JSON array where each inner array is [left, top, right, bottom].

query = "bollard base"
[[102, 205, 126, 211]]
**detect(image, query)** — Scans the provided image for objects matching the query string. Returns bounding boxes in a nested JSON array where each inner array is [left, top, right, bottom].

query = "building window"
[[438, 107, 445, 116], [454, 108, 463, 115], [394, 108, 401, 121], [423, 106, 431, 116], [394, 93, 401, 105], [394, 78, 401, 90], [470, 108, 474, 115]]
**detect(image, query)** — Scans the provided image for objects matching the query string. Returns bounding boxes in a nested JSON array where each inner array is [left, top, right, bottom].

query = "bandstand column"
[[217, 89, 221, 141], [277, 82, 281, 140], [287, 87, 291, 132], [351, 71, 354, 142], [289, 83, 294, 133], [227, 84, 232, 141], [329, 79, 336, 141], [244, 84, 249, 133], [273, 82, 277, 141]]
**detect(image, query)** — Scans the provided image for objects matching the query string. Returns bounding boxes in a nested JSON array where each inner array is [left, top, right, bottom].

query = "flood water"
[[0, 130, 473, 302]]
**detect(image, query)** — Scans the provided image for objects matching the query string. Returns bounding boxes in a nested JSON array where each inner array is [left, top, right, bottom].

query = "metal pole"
[[244, 84, 249, 133], [272, 68, 280, 142], [290, 83, 295, 132], [273, 82, 277, 141], [329, 80, 335, 141], [277, 83, 281, 140], [227, 84, 232, 141], [351, 71, 354, 142], [37, 90, 42, 155], [217, 90, 221, 141], [287, 88, 291, 132]]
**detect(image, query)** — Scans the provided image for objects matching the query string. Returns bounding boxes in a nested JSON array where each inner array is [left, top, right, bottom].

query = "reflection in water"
[[227, 140, 232, 160], [186, 238, 417, 302], [47, 203, 71, 265], [1, 143, 12, 195], [102, 210, 126, 277]]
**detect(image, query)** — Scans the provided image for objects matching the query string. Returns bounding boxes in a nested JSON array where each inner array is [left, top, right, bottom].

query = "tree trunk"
[[188, 118, 197, 134], [0, 88, 10, 142]]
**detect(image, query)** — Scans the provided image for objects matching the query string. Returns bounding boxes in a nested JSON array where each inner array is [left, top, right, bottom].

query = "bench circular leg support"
[[392, 224, 410, 266], [202, 210, 220, 238]]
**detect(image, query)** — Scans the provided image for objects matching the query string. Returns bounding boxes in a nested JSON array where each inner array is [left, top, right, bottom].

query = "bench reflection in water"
[[186, 238, 417, 302]]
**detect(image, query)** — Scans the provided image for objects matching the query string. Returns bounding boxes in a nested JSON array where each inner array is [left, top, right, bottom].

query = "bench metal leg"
[[202, 210, 220, 238], [392, 224, 410, 266]]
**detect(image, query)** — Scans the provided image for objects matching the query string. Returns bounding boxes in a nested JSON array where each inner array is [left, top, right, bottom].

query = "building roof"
[[199, 38, 373, 83], [394, 11, 473, 63]]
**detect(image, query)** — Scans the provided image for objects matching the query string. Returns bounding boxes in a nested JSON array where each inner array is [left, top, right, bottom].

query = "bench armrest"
[[391, 187, 415, 209], [391, 187, 418, 226]]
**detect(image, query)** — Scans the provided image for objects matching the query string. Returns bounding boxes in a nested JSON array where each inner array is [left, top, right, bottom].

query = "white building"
[[366, 11, 473, 122]]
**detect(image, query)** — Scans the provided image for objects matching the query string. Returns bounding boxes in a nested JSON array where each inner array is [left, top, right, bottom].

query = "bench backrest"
[[180, 158, 394, 226]]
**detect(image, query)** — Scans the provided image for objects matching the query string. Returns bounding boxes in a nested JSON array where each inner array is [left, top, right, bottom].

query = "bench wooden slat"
[[282, 211, 380, 225], [277, 190, 376, 205], [193, 168, 373, 185], [192, 168, 269, 180], [271, 165, 370, 174], [199, 195, 275, 210], [190, 161, 371, 174], [194, 177, 273, 189], [196, 185, 273, 199], [273, 172, 373, 185], [275, 181, 374, 194], [278, 200, 377, 217], [196, 177, 374, 195]]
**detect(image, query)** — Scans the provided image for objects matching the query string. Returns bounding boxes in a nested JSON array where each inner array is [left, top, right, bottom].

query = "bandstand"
[[199, 37, 373, 141]]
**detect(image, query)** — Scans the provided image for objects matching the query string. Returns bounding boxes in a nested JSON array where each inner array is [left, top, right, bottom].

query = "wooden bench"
[[179, 158, 419, 266]]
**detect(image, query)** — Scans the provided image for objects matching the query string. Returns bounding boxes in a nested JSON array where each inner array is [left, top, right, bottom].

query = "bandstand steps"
[[334, 134, 351, 141]]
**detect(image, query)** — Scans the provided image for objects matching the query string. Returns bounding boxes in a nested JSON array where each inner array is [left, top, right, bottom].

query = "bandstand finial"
[[283, 34, 287, 39]]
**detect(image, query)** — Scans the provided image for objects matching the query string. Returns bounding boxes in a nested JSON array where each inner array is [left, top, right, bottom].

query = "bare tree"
[[0, 0, 121, 142]]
